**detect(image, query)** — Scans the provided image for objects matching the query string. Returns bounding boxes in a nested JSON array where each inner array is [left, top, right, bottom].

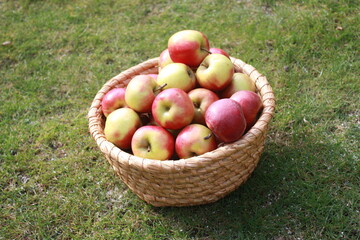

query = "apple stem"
[[154, 83, 167, 93], [204, 132, 213, 140], [147, 145, 151, 152], [201, 47, 212, 54]]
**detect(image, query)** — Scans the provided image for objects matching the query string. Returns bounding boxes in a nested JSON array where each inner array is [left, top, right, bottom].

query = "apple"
[[188, 88, 219, 125], [125, 75, 162, 113], [158, 49, 174, 70], [205, 98, 246, 143], [175, 124, 217, 159], [157, 63, 196, 93], [152, 88, 195, 130], [131, 125, 174, 160], [148, 73, 158, 80], [168, 30, 210, 67], [147, 115, 180, 138], [196, 53, 234, 91], [220, 73, 256, 98], [230, 90, 263, 131], [101, 88, 127, 117], [209, 47, 230, 58], [104, 108, 142, 149]]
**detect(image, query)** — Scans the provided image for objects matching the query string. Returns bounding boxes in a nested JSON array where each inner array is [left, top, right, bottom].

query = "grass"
[[1, 0, 359, 239]]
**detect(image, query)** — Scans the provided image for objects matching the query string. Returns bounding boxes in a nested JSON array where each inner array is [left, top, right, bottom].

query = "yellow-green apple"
[[209, 47, 230, 58], [131, 125, 174, 160], [168, 30, 210, 68], [205, 99, 246, 143], [104, 108, 142, 149], [158, 48, 174, 70], [175, 124, 217, 159], [152, 88, 195, 130], [188, 88, 219, 125], [157, 63, 196, 92], [220, 73, 256, 98], [101, 88, 127, 117], [196, 53, 234, 91], [230, 90, 263, 132], [125, 75, 162, 113]]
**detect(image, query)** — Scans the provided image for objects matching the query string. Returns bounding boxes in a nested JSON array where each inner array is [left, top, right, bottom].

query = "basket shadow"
[[150, 137, 344, 239], [150, 148, 286, 238]]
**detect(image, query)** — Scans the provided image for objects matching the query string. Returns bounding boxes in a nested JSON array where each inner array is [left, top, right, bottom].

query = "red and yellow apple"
[[131, 125, 174, 160], [125, 75, 160, 113], [157, 63, 196, 93], [168, 30, 210, 68], [147, 115, 180, 138], [148, 73, 158, 81], [209, 47, 230, 58], [175, 124, 217, 159], [196, 53, 234, 91], [152, 88, 195, 130], [104, 108, 142, 149], [188, 88, 219, 125], [101, 88, 127, 117], [221, 73, 256, 98], [158, 48, 174, 70]]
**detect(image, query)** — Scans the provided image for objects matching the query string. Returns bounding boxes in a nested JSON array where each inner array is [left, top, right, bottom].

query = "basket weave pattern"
[[88, 57, 275, 207]]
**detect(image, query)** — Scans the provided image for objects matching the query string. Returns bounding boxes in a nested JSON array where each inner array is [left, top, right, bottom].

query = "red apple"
[[104, 108, 142, 149], [131, 125, 174, 160], [152, 88, 195, 130], [230, 90, 263, 131], [209, 47, 230, 58], [101, 88, 127, 117], [157, 63, 196, 92], [188, 88, 219, 125], [125, 75, 160, 113], [196, 53, 234, 91], [158, 48, 174, 70], [220, 73, 256, 98], [205, 99, 246, 143], [175, 124, 217, 159], [168, 30, 210, 67]]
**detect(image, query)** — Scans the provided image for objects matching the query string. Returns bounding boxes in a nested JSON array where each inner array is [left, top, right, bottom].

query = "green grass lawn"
[[1, 0, 359, 239]]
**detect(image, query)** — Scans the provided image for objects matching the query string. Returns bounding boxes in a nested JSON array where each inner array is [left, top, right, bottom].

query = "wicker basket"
[[88, 57, 275, 207]]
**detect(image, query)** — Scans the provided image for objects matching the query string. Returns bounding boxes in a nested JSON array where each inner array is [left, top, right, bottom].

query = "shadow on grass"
[[152, 135, 358, 239]]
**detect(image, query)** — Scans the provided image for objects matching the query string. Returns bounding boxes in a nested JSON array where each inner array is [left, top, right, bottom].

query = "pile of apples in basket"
[[102, 30, 263, 160]]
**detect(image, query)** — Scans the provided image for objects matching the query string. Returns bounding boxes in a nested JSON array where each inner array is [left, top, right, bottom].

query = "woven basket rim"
[[88, 56, 275, 172]]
